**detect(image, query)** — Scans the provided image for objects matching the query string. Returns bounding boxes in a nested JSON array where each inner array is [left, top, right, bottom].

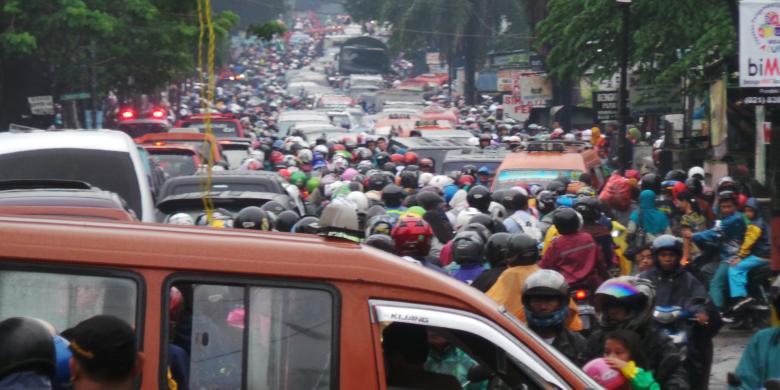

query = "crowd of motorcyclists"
[[2, 13, 779, 390]]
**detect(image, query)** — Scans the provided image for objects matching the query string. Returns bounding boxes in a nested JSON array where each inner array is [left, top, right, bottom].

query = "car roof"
[[0, 130, 138, 154], [0, 188, 127, 208], [443, 148, 509, 162], [498, 150, 595, 171], [390, 137, 474, 150]]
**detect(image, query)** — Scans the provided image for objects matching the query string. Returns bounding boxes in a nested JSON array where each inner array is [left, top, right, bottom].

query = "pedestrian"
[[65, 315, 143, 390]]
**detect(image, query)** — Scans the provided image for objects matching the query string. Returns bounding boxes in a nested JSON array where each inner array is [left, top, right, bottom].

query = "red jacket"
[[539, 232, 605, 290]]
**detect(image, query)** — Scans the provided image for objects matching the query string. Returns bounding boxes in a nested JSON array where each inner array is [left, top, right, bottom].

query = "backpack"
[[599, 174, 632, 211]]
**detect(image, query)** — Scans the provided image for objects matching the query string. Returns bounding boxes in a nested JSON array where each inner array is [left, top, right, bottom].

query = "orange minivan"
[[0, 217, 598, 389], [492, 141, 606, 192]]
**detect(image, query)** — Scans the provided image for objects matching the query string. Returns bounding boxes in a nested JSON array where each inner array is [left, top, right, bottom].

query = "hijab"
[[590, 127, 602, 146], [631, 190, 669, 234]]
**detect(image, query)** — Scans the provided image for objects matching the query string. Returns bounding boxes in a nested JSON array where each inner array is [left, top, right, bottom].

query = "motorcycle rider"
[[581, 276, 690, 389], [639, 235, 721, 390], [450, 231, 486, 284], [522, 270, 587, 365], [502, 189, 542, 241], [471, 232, 511, 292], [730, 277, 780, 389]]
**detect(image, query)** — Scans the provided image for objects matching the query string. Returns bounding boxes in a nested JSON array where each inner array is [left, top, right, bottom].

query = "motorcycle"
[[570, 283, 597, 335], [652, 305, 689, 357]]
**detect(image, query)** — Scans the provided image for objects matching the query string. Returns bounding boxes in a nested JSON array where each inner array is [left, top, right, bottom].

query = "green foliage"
[[247, 20, 287, 41], [0, 0, 240, 95], [537, 0, 735, 90]]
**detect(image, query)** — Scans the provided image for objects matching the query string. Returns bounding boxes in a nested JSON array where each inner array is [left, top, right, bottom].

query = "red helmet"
[[391, 216, 433, 256], [270, 150, 284, 164], [332, 143, 346, 151], [278, 168, 291, 180], [420, 158, 434, 169], [458, 174, 475, 187], [390, 153, 404, 164], [403, 151, 419, 165]]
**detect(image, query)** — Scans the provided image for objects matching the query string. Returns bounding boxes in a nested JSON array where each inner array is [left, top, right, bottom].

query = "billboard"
[[501, 74, 553, 121], [740, 1, 780, 87]]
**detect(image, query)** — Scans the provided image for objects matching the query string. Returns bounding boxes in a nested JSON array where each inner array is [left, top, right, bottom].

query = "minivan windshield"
[[493, 169, 582, 191], [0, 149, 143, 218]]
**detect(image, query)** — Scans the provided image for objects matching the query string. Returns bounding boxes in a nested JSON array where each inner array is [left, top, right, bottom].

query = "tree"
[[536, 0, 735, 91]]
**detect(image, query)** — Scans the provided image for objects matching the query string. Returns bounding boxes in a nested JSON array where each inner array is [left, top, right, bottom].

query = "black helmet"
[[651, 234, 683, 258], [553, 208, 580, 235], [275, 210, 300, 232], [375, 152, 390, 167], [382, 162, 397, 173], [461, 164, 478, 177], [461, 222, 491, 243], [292, 216, 320, 234], [508, 233, 539, 265], [467, 185, 491, 212], [536, 190, 557, 215], [451, 231, 485, 265], [364, 234, 396, 254], [234, 206, 272, 230], [685, 177, 703, 197], [0, 317, 55, 379], [508, 190, 528, 211], [574, 197, 601, 224], [485, 232, 512, 267], [640, 173, 662, 193], [546, 180, 567, 196], [368, 172, 391, 191], [468, 213, 505, 235], [382, 184, 405, 207], [365, 214, 396, 237], [260, 200, 287, 216], [399, 170, 418, 189], [664, 169, 687, 182], [416, 191, 444, 211]]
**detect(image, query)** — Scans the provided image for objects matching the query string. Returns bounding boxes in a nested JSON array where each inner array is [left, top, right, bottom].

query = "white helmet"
[[467, 137, 480, 147], [581, 129, 592, 141], [430, 175, 454, 190], [456, 207, 482, 230], [418, 172, 434, 187], [346, 191, 369, 213], [314, 144, 329, 154], [489, 201, 507, 220], [688, 166, 705, 180], [563, 133, 576, 141], [167, 213, 194, 225]]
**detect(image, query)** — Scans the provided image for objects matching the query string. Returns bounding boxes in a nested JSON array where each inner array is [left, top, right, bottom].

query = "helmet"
[[382, 184, 405, 207], [594, 276, 655, 331], [341, 168, 358, 182], [457, 174, 475, 187], [416, 191, 444, 211], [583, 358, 627, 390], [466, 185, 491, 212], [522, 270, 570, 329], [430, 175, 454, 190], [488, 201, 507, 220], [420, 158, 434, 171], [270, 150, 284, 164], [485, 232, 512, 267], [508, 233, 539, 265], [685, 177, 703, 197], [290, 171, 307, 188], [536, 190, 557, 215], [273, 210, 298, 233], [240, 158, 263, 171], [640, 173, 662, 193], [468, 213, 503, 234], [651, 234, 682, 258], [355, 147, 373, 161], [399, 170, 418, 189], [260, 200, 287, 216], [369, 173, 391, 191], [346, 191, 369, 213], [664, 169, 687, 182], [297, 149, 313, 164], [167, 213, 194, 226], [546, 180, 567, 196], [391, 216, 433, 256], [390, 153, 404, 164], [366, 214, 396, 237], [375, 152, 390, 167], [461, 164, 478, 177], [306, 177, 321, 194], [0, 317, 55, 379], [418, 172, 434, 187], [717, 176, 738, 193], [382, 162, 397, 173], [553, 208, 580, 234], [455, 207, 482, 229], [364, 234, 396, 254], [508, 190, 528, 211], [318, 202, 361, 241], [234, 206, 272, 230], [403, 152, 418, 165], [451, 231, 485, 265], [291, 216, 320, 234], [688, 166, 705, 181], [574, 197, 601, 224]]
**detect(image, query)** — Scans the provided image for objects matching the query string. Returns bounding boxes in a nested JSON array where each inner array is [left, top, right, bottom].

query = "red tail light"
[[151, 108, 166, 119], [574, 290, 588, 300], [119, 108, 136, 120]]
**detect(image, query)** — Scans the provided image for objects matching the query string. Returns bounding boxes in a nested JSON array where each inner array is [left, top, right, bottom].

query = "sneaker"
[[732, 297, 755, 312]]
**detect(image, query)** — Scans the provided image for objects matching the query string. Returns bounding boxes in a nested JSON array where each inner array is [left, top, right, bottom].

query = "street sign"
[[741, 87, 780, 105], [60, 92, 91, 101], [27, 96, 54, 115], [593, 91, 619, 122], [740, 1, 780, 88]]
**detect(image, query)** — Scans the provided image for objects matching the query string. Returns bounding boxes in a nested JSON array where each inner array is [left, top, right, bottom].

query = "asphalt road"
[[709, 327, 754, 389]]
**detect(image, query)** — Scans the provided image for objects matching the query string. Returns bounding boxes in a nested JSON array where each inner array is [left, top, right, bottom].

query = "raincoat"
[[730, 328, 780, 389], [486, 265, 583, 331], [630, 190, 670, 235]]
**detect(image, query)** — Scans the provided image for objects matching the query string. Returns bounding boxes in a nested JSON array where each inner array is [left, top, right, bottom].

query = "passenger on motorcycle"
[[727, 198, 771, 312], [582, 276, 690, 389], [639, 235, 721, 390], [522, 270, 587, 366]]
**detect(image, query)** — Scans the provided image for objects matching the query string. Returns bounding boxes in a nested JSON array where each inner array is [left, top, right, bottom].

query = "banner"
[[501, 75, 553, 121], [740, 1, 780, 87], [27, 96, 54, 115]]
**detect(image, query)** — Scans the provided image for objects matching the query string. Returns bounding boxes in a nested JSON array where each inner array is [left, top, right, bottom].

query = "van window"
[[167, 282, 335, 390], [0, 148, 144, 219], [0, 268, 138, 333], [493, 169, 582, 191]]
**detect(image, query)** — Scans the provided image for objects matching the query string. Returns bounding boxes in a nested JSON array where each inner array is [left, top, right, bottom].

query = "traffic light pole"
[[617, 0, 631, 175]]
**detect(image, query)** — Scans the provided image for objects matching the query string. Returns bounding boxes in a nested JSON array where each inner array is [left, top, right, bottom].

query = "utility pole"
[[616, 0, 631, 175]]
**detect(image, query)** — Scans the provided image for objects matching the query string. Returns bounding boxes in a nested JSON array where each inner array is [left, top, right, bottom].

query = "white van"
[[0, 130, 155, 221], [277, 110, 331, 136]]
